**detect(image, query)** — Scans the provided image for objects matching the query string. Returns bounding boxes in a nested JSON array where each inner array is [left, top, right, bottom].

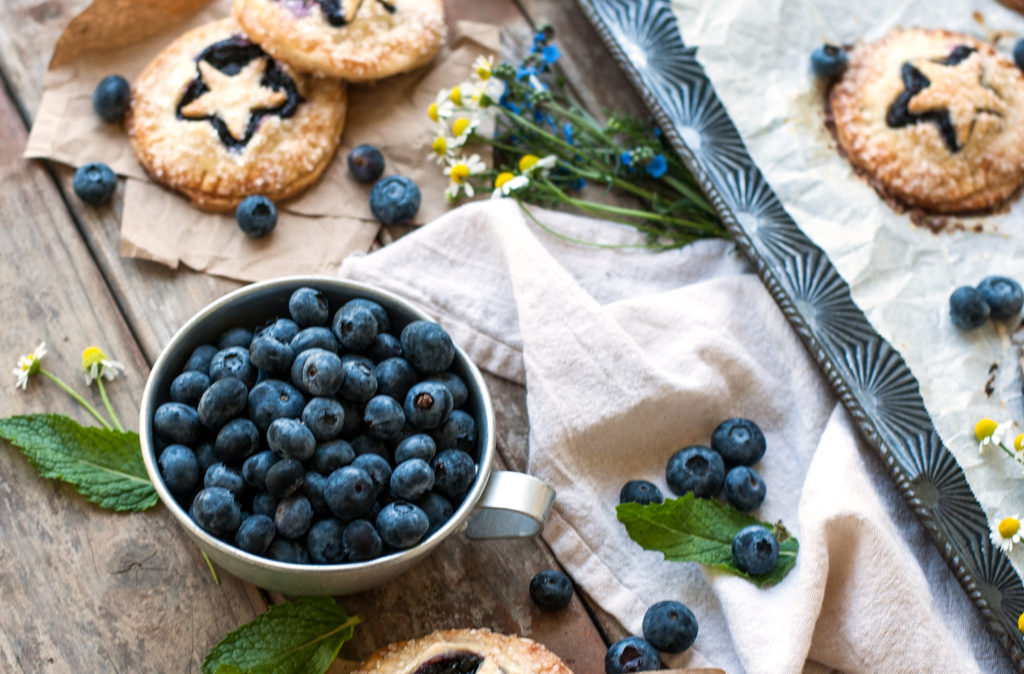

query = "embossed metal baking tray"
[[576, 0, 1024, 667]]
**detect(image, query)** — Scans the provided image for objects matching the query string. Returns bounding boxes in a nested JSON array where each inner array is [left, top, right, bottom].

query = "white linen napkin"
[[338, 199, 1010, 673]]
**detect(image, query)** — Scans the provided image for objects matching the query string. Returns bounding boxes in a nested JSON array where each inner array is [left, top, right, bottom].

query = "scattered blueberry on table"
[[976, 275, 1023, 320], [810, 44, 848, 79], [347, 144, 385, 183], [72, 162, 117, 206], [235, 195, 278, 237], [642, 600, 698, 653], [665, 445, 725, 498], [619, 479, 664, 505], [711, 417, 766, 466], [723, 465, 767, 512], [731, 524, 779, 576], [529, 569, 573, 611], [92, 74, 131, 123], [604, 636, 661, 674], [949, 285, 992, 330], [369, 175, 421, 225]]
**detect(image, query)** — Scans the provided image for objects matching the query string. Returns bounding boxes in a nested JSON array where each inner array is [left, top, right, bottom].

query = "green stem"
[[516, 200, 681, 250], [97, 377, 124, 432], [201, 550, 220, 584], [998, 442, 1020, 462], [39, 369, 112, 430]]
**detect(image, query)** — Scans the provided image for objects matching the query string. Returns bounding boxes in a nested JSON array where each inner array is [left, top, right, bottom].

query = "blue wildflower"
[[533, 31, 548, 47], [573, 178, 587, 191], [541, 45, 561, 65], [516, 64, 538, 80], [534, 107, 545, 124], [653, 126, 663, 138], [621, 151, 632, 166], [563, 123, 574, 145], [645, 154, 667, 178]]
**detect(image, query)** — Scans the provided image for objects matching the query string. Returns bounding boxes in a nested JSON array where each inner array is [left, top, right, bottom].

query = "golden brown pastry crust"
[[829, 28, 1024, 213], [125, 18, 347, 211], [353, 628, 574, 674], [232, 0, 445, 81]]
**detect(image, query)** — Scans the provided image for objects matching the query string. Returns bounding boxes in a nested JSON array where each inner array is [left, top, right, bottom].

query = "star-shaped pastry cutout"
[[906, 53, 1006, 150], [180, 58, 288, 142]]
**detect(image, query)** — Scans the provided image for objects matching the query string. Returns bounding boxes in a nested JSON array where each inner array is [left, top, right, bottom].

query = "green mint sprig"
[[202, 597, 361, 674], [617, 493, 798, 588]]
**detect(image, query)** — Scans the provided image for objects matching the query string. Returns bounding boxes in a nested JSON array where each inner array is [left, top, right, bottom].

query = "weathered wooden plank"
[[0, 83, 264, 672]]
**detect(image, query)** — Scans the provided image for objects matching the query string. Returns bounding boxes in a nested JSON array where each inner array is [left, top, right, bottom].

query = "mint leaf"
[[0, 413, 156, 512], [617, 494, 798, 587], [203, 597, 361, 674]]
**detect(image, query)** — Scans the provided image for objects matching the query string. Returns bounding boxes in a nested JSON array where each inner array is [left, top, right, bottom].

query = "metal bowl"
[[140, 276, 553, 596]]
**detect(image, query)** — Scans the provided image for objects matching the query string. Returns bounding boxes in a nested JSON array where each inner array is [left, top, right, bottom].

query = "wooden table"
[[0, 1, 653, 672]]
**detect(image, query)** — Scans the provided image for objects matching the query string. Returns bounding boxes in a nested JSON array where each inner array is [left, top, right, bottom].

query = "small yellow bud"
[[450, 164, 471, 184], [431, 137, 447, 156], [494, 172, 515, 189], [428, 101, 439, 122], [452, 117, 471, 137], [518, 154, 540, 172], [450, 86, 462, 106], [999, 517, 1020, 539], [975, 418, 998, 441]]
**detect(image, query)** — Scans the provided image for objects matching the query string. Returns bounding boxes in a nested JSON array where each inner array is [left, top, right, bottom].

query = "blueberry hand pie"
[[829, 28, 1024, 213], [125, 18, 347, 211]]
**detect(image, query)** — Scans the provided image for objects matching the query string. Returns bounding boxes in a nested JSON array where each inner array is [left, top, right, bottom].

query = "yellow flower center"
[[519, 154, 540, 172], [477, 65, 491, 80], [999, 517, 1020, 539], [975, 418, 998, 441], [494, 172, 515, 189], [431, 136, 447, 156], [1015, 434, 1024, 452], [452, 117, 472, 137], [450, 164, 471, 184], [1018, 611, 1024, 634], [428, 101, 439, 122], [20, 357, 36, 373], [82, 346, 106, 371], [450, 86, 462, 106]]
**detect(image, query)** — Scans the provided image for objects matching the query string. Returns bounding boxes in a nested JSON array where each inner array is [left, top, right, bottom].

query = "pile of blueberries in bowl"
[[140, 277, 494, 595]]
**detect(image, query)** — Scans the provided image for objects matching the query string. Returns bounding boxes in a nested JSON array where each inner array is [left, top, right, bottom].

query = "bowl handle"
[[463, 471, 556, 539]]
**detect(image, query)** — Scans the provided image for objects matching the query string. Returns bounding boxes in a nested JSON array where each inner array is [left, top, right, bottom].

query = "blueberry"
[[169, 370, 210, 406], [258, 318, 300, 344], [949, 285, 990, 329], [347, 144, 385, 183], [710, 418, 766, 466], [642, 600, 698, 653], [374, 357, 417, 401], [432, 409, 476, 452], [363, 395, 406, 440], [196, 442, 218, 473], [197, 377, 249, 429], [303, 471, 331, 515], [288, 287, 330, 327], [72, 162, 117, 206], [367, 333, 403, 361], [210, 346, 258, 388], [810, 44, 848, 79], [291, 326, 339, 355], [218, 327, 254, 350], [236, 195, 277, 237], [268, 417, 317, 462], [302, 397, 346, 442], [529, 569, 573, 611], [619, 480, 664, 506], [1015, 38, 1024, 72], [416, 491, 454, 536], [732, 525, 779, 576], [92, 74, 131, 122], [404, 381, 453, 430], [204, 462, 246, 499], [184, 344, 218, 374], [351, 434, 389, 459], [352, 453, 392, 497], [369, 175, 421, 225], [395, 434, 436, 463], [338, 358, 378, 403], [604, 636, 660, 674], [265, 458, 305, 498], [325, 466, 377, 520], [342, 353, 376, 370], [306, 517, 346, 563], [343, 519, 383, 561], [154, 402, 202, 445], [234, 514, 275, 555], [723, 466, 766, 512], [314, 439, 355, 474], [242, 450, 279, 489], [248, 379, 305, 433], [332, 304, 378, 352], [390, 458, 435, 501], [249, 334, 295, 377], [267, 537, 310, 564], [665, 445, 725, 498], [425, 372, 468, 409], [400, 321, 455, 375], [275, 495, 313, 539], [251, 492, 279, 518], [432, 449, 476, 499], [158, 444, 201, 496], [345, 298, 390, 333], [191, 487, 242, 538], [977, 276, 1023, 320], [297, 348, 344, 397], [376, 501, 429, 548], [214, 417, 260, 463]]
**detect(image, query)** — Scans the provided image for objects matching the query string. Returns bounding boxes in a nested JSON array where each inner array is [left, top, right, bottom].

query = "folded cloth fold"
[[339, 200, 1009, 673]]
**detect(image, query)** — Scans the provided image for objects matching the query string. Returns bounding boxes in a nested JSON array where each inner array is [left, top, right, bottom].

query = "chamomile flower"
[[82, 346, 125, 385], [976, 418, 1013, 453], [470, 77, 505, 108], [518, 154, 557, 176], [444, 154, 487, 201], [449, 115, 480, 148], [473, 54, 495, 81], [13, 342, 46, 390], [428, 134, 452, 165], [991, 515, 1022, 553], [428, 88, 455, 122], [491, 172, 529, 199]]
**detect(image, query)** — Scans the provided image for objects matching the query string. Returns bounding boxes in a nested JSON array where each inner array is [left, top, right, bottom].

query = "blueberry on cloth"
[[288, 286, 330, 327], [191, 487, 242, 538], [977, 276, 1023, 320], [604, 636, 660, 674], [306, 517, 345, 563], [732, 524, 779, 576], [343, 519, 383, 561], [810, 44, 848, 79], [369, 175, 421, 224], [158, 445, 201, 496], [235, 195, 277, 237], [665, 445, 724, 498], [347, 144, 385, 183], [949, 285, 990, 330], [400, 321, 455, 376], [710, 417, 766, 466], [529, 569, 573, 611], [73, 162, 117, 206], [723, 465, 766, 512], [619, 479, 664, 505], [234, 514, 275, 555], [642, 600, 698, 653], [92, 74, 131, 122], [376, 501, 429, 549]]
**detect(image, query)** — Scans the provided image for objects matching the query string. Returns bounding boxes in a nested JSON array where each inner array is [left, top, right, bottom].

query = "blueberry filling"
[[176, 35, 303, 150], [885, 45, 996, 154], [273, 0, 395, 25], [412, 652, 483, 674]]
